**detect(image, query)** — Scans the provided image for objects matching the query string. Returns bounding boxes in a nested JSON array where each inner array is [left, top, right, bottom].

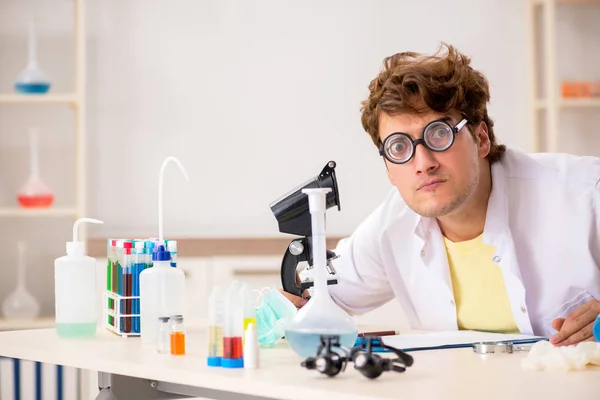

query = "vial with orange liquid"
[[170, 315, 186, 355]]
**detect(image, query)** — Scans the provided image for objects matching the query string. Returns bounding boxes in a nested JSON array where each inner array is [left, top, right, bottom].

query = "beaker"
[[14, 16, 51, 94], [2, 241, 40, 320], [17, 128, 54, 208], [284, 188, 357, 358]]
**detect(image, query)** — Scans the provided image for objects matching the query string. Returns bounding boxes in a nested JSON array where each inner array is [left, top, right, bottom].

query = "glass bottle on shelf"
[[14, 16, 51, 94], [2, 241, 40, 320]]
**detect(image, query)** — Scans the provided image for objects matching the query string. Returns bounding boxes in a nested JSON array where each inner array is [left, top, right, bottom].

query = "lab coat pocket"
[[541, 289, 596, 337]]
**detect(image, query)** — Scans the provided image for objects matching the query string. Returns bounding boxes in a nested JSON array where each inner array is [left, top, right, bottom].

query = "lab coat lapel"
[[415, 216, 454, 295], [483, 161, 533, 334], [412, 213, 458, 330], [483, 161, 524, 283]]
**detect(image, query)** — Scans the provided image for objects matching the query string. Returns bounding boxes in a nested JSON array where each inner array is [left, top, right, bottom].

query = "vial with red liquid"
[[17, 128, 54, 208], [222, 281, 244, 368]]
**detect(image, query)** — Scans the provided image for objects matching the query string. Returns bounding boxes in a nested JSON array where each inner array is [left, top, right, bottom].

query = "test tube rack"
[[103, 291, 141, 337], [103, 238, 178, 338]]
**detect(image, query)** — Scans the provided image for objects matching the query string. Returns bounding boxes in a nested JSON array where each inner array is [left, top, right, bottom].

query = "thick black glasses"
[[379, 118, 468, 164]]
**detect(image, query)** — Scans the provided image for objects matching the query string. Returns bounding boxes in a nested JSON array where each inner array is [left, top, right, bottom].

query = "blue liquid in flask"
[[15, 82, 51, 94], [285, 329, 358, 358]]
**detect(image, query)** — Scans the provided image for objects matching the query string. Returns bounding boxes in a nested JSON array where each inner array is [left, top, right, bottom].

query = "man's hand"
[[278, 269, 310, 308], [550, 300, 600, 346], [279, 290, 308, 308]]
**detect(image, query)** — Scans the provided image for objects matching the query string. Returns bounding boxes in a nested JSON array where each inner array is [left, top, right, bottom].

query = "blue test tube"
[[145, 240, 155, 268], [115, 240, 124, 330], [168, 240, 177, 268], [133, 242, 146, 333]]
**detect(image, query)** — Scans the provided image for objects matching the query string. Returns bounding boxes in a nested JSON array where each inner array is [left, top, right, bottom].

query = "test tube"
[[170, 315, 186, 355], [106, 239, 114, 327], [207, 287, 225, 366], [114, 240, 124, 329], [133, 241, 146, 333], [144, 240, 155, 268], [112, 240, 122, 327], [122, 242, 133, 334], [222, 281, 244, 368], [167, 240, 177, 268]]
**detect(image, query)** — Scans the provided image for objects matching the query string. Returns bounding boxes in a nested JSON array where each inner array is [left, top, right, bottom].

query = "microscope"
[[270, 161, 341, 298]]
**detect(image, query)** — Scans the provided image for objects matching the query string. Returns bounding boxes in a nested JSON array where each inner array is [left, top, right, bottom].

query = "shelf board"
[[534, 0, 600, 3], [556, 0, 600, 3], [0, 207, 78, 217], [535, 98, 600, 109], [0, 93, 77, 105], [0, 317, 54, 331], [560, 98, 600, 107]]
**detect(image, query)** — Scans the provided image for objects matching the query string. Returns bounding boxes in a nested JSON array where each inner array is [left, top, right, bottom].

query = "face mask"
[[254, 287, 297, 347]]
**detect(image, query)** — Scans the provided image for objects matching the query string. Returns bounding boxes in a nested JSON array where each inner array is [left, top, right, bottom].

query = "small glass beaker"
[[157, 316, 170, 354]]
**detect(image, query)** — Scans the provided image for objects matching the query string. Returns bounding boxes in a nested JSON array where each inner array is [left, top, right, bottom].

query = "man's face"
[[379, 111, 490, 218]]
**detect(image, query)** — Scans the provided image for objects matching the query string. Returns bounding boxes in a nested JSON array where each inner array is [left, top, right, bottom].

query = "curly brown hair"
[[360, 43, 505, 164]]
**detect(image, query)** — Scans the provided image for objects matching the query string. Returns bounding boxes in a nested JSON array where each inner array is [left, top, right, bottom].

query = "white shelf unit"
[[0, 93, 77, 105], [0, 207, 78, 217], [528, 0, 600, 153], [0, 0, 87, 331], [0, 317, 54, 331]]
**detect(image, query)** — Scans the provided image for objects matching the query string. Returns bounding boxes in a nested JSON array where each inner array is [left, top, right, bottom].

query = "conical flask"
[[14, 16, 51, 94], [2, 241, 40, 320], [17, 128, 54, 208], [284, 188, 357, 358]]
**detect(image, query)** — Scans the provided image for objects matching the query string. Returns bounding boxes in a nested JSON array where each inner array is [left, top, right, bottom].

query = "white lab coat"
[[328, 147, 600, 337]]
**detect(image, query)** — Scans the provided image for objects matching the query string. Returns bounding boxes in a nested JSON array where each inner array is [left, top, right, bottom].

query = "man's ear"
[[475, 122, 491, 159]]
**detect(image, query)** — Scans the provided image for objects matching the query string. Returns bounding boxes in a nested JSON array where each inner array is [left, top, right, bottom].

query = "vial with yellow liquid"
[[239, 283, 257, 346], [207, 287, 225, 366]]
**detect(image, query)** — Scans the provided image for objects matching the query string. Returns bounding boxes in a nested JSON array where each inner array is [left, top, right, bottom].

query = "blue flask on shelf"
[[14, 17, 51, 94]]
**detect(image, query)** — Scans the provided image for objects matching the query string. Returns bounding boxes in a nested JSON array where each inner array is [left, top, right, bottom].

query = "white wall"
[[1, 0, 533, 242], [3, 0, 599, 316]]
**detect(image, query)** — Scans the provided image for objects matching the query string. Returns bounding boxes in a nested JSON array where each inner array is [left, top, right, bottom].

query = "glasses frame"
[[378, 118, 468, 164]]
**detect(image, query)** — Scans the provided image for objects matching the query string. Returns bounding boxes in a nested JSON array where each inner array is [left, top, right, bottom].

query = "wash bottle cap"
[[67, 218, 104, 256], [152, 244, 171, 262]]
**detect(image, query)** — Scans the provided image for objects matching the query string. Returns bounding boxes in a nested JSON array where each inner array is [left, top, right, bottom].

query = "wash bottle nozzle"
[[158, 157, 189, 243], [67, 218, 104, 256]]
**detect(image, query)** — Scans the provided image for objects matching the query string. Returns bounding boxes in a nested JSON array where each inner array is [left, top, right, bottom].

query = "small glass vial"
[[157, 316, 170, 354], [170, 314, 186, 355]]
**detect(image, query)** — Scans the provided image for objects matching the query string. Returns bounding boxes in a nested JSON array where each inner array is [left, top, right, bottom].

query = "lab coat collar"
[[482, 160, 509, 247]]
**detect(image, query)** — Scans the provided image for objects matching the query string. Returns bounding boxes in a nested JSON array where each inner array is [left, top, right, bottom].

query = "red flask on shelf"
[[17, 128, 54, 208]]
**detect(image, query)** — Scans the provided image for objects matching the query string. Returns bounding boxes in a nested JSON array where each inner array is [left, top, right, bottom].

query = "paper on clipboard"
[[381, 330, 546, 351]]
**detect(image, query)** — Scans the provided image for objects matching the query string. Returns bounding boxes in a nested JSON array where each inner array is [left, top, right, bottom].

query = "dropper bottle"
[[54, 218, 104, 338]]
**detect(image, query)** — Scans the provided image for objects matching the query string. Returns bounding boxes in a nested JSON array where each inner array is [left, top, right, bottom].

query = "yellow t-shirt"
[[443, 234, 519, 334]]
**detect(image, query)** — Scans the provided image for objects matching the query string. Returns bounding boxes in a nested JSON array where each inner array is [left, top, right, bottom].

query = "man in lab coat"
[[283, 44, 600, 346]]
